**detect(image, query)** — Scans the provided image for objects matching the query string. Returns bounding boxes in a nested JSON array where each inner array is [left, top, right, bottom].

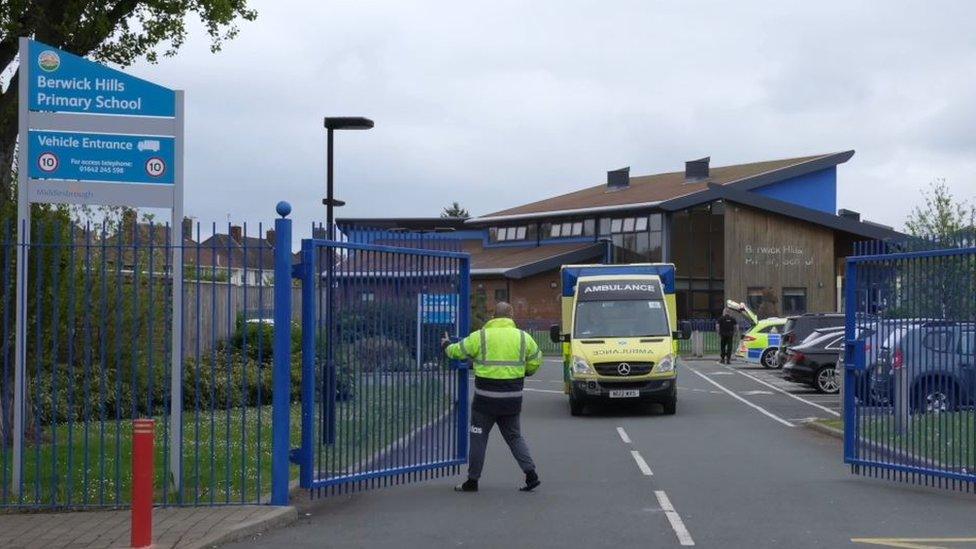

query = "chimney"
[[182, 217, 193, 241], [685, 157, 710, 182], [266, 229, 276, 244], [230, 225, 243, 244], [607, 167, 630, 191], [838, 208, 861, 222]]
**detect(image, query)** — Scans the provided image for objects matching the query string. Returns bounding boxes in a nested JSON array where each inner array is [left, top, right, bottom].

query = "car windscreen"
[[573, 300, 671, 338]]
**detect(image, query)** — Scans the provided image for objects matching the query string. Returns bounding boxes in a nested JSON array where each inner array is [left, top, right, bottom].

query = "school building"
[[338, 151, 900, 326]]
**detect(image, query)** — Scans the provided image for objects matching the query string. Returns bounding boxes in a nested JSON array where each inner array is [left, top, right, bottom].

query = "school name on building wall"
[[744, 244, 815, 267]]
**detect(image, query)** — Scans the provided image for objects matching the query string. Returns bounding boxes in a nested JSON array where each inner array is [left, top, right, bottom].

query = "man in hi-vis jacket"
[[442, 301, 542, 492]]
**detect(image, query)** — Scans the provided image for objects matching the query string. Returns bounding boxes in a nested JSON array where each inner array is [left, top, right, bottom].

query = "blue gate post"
[[271, 201, 293, 505], [842, 258, 858, 464], [299, 239, 315, 488], [455, 255, 471, 461]]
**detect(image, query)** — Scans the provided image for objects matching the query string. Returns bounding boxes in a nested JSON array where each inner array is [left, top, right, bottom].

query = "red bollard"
[[131, 418, 154, 548]]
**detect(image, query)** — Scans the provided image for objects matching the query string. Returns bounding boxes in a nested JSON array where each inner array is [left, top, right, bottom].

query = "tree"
[[905, 179, 976, 246], [440, 201, 470, 219], [899, 179, 976, 321], [0, 0, 258, 199]]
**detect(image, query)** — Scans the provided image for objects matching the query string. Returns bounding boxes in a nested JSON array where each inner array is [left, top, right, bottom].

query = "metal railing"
[[0, 217, 289, 508], [844, 244, 976, 491]]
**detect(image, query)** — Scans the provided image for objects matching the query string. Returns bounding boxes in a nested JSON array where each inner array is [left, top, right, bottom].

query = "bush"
[[227, 316, 301, 363], [339, 335, 414, 373]]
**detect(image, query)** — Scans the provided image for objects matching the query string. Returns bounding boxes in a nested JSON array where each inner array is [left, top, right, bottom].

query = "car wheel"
[[914, 381, 957, 414], [569, 394, 585, 416], [814, 365, 839, 394], [761, 348, 778, 369]]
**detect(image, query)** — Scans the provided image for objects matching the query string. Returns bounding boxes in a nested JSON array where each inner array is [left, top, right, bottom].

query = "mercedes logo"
[[617, 363, 631, 376]]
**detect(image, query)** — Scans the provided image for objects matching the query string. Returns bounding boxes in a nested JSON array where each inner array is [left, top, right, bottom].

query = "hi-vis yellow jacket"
[[445, 317, 542, 414]]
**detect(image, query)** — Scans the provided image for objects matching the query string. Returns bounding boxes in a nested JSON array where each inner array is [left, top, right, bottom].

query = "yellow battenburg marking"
[[851, 538, 976, 549]]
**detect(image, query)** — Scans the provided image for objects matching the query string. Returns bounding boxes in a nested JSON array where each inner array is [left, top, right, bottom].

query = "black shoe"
[[519, 470, 540, 492], [454, 479, 478, 492]]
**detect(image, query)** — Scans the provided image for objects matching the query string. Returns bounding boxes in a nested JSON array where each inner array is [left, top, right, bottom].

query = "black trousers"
[[720, 336, 734, 361], [467, 409, 535, 480]]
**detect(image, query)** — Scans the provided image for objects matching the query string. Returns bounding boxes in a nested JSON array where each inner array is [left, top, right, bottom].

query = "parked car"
[[868, 320, 976, 413], [735, 317, 787, 368], [784, 326, 876, 393], [775, 313, 845, 368]]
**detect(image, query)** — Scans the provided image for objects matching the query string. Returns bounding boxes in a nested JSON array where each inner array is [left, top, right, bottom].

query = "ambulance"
[[550, 264, 690, 416]]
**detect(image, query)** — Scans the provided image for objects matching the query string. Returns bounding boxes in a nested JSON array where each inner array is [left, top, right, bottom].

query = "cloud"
[[120, 0, 976, 236]]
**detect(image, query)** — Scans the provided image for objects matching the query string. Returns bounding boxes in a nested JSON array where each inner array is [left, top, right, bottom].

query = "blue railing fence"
[[0, 216, 295, 508], [844, 244, 976, 491]]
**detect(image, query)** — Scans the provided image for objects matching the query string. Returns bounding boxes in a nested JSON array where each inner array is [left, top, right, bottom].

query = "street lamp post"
[[321, 116, 372, 445], [323, 116, 373, 239]]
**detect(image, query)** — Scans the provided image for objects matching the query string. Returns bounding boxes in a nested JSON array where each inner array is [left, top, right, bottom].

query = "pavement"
[[0, 505, 296, 548], [225, 357, 976, 549]]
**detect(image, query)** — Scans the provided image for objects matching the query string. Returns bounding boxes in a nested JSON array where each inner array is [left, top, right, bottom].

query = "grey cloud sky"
[[118, 0, 976, 237]]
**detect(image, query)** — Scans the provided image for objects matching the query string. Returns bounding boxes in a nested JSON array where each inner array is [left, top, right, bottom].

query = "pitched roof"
[[474, 152, 853, 222], [464, 241, 605, 278], [197, 233, 276, 270]]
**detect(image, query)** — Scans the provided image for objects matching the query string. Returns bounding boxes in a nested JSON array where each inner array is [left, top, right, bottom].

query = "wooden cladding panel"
[[724, 204, 835, 315]]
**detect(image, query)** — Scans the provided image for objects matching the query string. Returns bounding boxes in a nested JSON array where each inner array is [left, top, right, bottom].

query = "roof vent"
[[838, 208, 861, 222], [685, 157, 710, 182], [607, 167, 630, 191]]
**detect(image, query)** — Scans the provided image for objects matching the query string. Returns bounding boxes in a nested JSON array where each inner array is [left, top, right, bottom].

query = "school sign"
[[13, 38, 186, 495]]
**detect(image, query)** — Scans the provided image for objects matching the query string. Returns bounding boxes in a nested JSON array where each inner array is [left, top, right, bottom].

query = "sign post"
[[14, 38, 185, 496], [416, 293, 459, 369]]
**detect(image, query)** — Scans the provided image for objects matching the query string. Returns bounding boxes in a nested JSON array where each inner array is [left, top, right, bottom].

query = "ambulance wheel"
[[662, 397, 677, 415], [569, 394, 585, 416], [760, 348, 777, 369]]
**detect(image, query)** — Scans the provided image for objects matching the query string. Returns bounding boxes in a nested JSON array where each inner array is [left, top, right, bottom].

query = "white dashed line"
[[616, 426, 631, 444], [687, 366, 795, 427], [523, 388, 563, 394], [630, 450, 653, 476], [655, 490, 695, 546], [728, 367, 841, 417]]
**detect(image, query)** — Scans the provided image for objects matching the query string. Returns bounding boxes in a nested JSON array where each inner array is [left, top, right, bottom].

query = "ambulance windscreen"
[[573, 300, 670, 338]]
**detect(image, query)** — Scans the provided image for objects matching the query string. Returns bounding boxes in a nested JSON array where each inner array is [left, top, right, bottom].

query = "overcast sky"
[[118, 0, 976, 238]]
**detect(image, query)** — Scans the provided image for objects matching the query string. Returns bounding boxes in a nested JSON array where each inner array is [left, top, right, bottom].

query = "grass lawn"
[[2, 375, 450, 507], [859, 410, 976, 470], [822, 412, 976, 471]]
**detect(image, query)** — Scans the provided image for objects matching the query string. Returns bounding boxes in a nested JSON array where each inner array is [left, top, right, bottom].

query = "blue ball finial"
[[276, 201, 292, 217]]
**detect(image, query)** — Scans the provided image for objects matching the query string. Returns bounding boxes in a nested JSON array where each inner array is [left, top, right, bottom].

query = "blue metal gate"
[[844, 244, 976, 490], [291, 231, 470, 496]]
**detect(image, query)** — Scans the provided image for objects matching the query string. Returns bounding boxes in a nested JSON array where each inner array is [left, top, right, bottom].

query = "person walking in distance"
[[717, 308, 738, 364], [442, 301, 542, 492]]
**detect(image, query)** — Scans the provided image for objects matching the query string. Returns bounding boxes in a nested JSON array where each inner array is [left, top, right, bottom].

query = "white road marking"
[[741, 390, 774, 396], [729, 367, 841, 417], [616, 426, 631, 444], [707, 371, 734, 375], [523, 388, 562, 394], [655, 490, 695, 546], [687, 366, 795, 427], [630, 450, 653, 476]]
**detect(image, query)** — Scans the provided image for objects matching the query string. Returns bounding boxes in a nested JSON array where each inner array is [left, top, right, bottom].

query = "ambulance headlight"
[[572, 356, 595, 375], [655, 354, 676, 373]]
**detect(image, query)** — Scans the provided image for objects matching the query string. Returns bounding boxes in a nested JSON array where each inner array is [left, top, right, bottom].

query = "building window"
[[359, 291, 375, 302], [494, 288, 509, 302], [605, 214, 664, 263], [782, 288, 807, 315], [490, 225, 532, 243], [747, 287, 765, 313], [542, 219, 594, 239]]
